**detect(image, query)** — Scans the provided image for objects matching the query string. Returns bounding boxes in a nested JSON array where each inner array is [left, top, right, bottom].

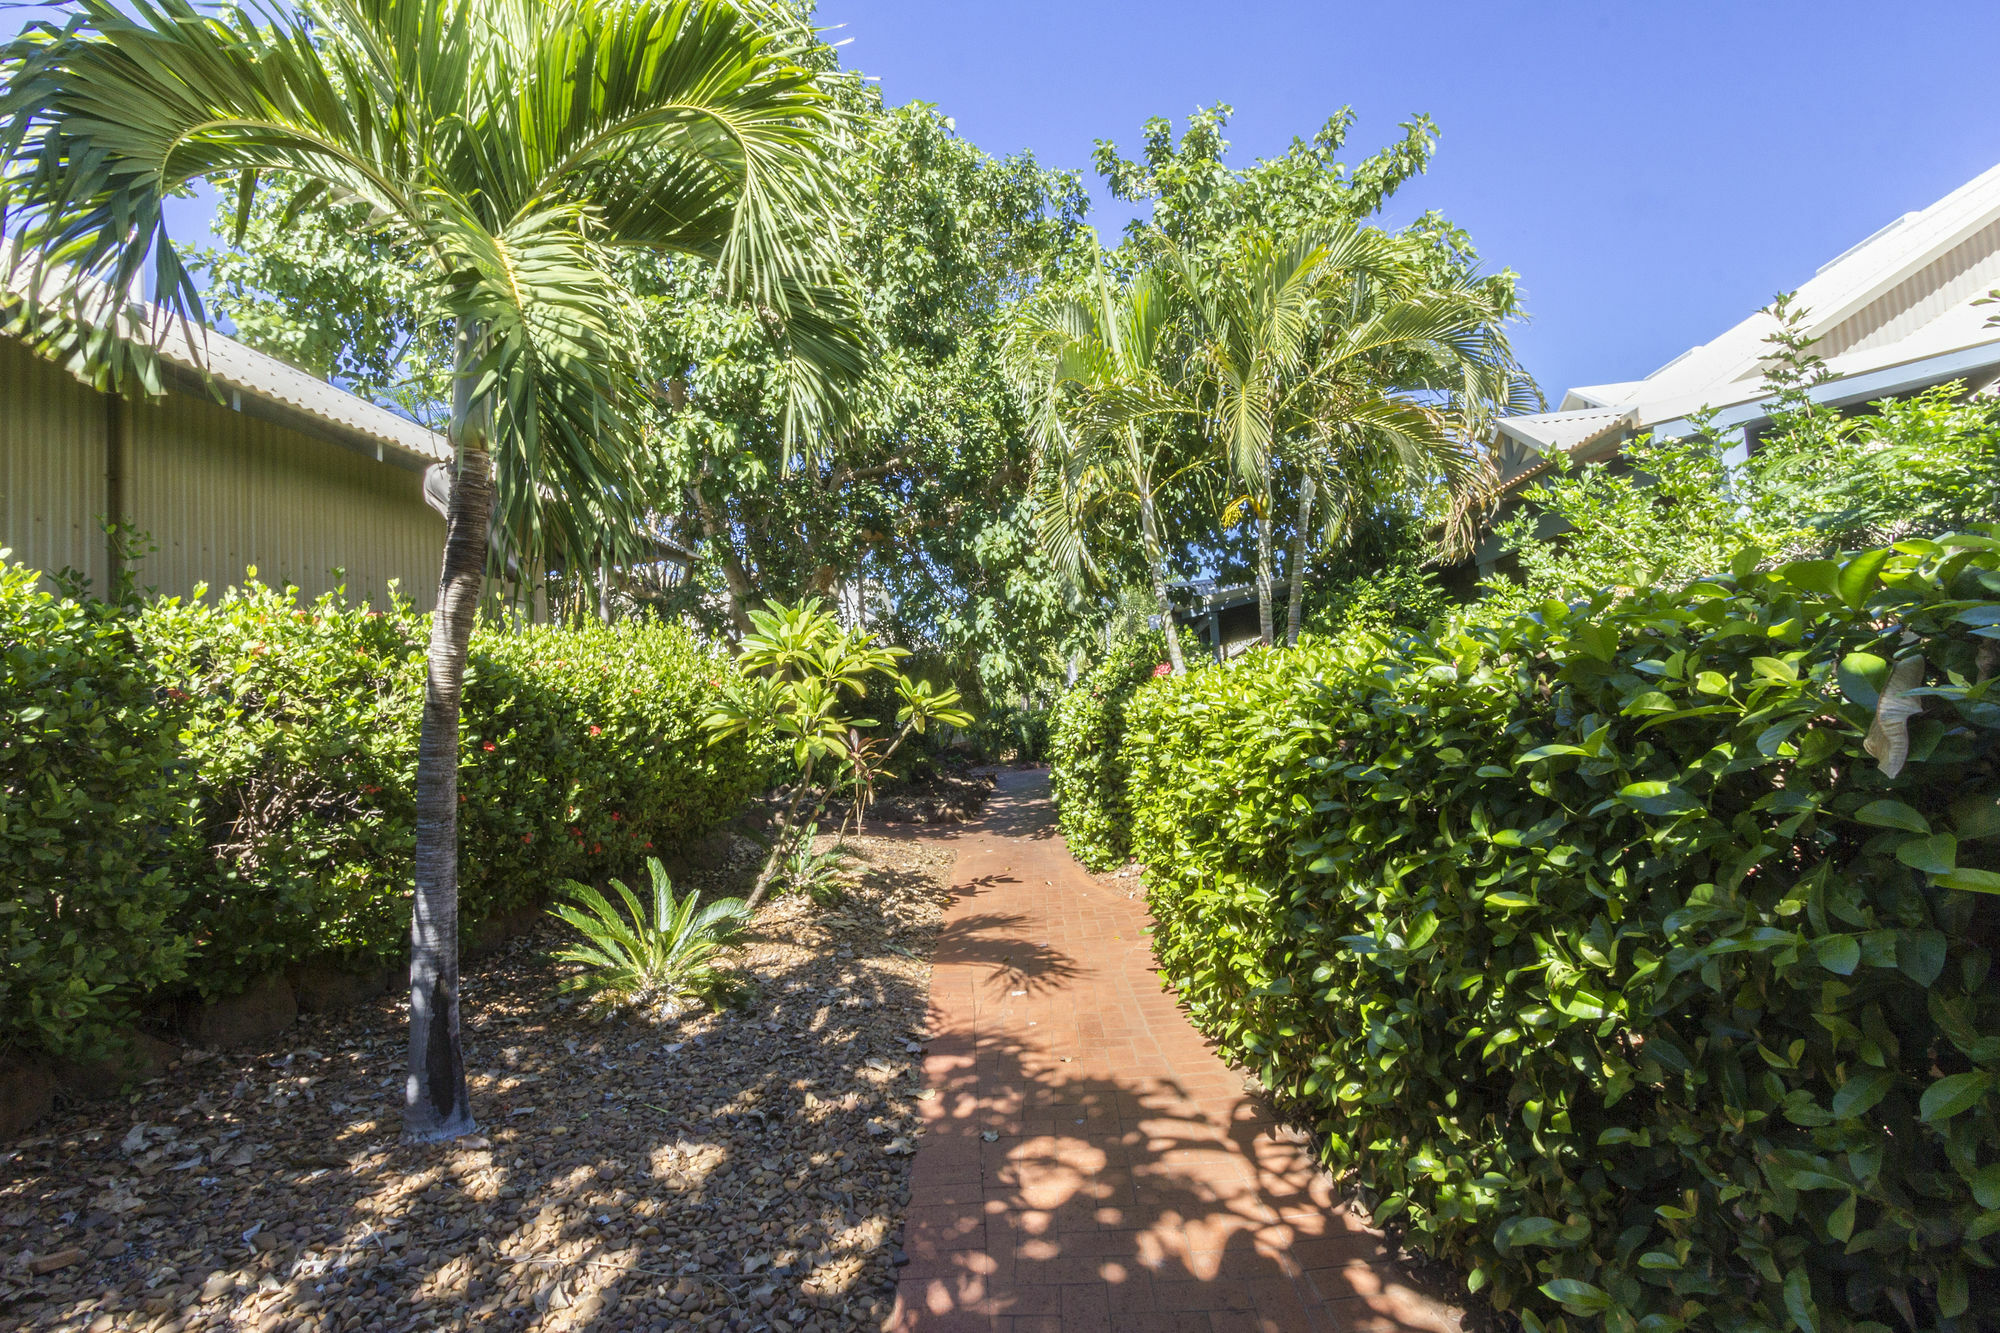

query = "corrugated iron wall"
[[0, 336, 115, 592], [0, 337, 444, 610]]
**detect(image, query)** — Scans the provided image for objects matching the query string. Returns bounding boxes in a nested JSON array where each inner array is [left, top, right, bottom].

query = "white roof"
[[3, 247, 449, 467], [1499, 160, 2000, 465]]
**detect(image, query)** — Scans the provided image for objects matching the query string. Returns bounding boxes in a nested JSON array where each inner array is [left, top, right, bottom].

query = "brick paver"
[[890, 769, 1464, 1332]]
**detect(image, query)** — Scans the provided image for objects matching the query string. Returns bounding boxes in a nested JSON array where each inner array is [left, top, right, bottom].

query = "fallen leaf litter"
[[0, 830, 958, 1333]]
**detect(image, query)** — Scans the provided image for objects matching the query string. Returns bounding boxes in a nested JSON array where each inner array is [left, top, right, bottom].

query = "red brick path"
[[889, 769, 1464, 1332]]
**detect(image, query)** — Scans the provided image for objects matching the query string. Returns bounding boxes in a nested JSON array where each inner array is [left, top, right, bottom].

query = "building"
[[1, 277, 450, 609], [1472, 161, 2000, 577]]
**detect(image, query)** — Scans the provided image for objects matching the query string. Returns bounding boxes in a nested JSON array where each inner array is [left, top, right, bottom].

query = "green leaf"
[[1938, 867, 2000, 894], [1618, 780, 1699, 816], [1837, 547, 1892, 610], [1814, 935, 1860, 975], [1894, 833, 1957, 876], [1539, 1278, 1612, 1313], [1853, 799, 1928, 833], [1836, 652, 1887, 710], [1783, 1265, 1819, 1333], [1781, 559, 1840, 596], [1831, 1069, 1894, 1119], [1969, 1163, 2000, 1210], [1919, 1071, 1992, 1123]]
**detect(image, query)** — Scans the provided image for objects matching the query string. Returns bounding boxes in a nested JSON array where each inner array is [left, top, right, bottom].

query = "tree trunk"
[[1285, 476, 1315, 647], [689, 479, 755, 635], [403, 328, 487, 1145], [1137, 483, 1187, 673], [1254, 498, 1276, 648]]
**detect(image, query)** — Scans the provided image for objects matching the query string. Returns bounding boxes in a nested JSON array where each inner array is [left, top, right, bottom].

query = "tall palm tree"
[[1276, 267, 1536, 644], [1006, 256, 1192, 673], [1166, 225, 1396, 645], [0, 0, 866, 1142]]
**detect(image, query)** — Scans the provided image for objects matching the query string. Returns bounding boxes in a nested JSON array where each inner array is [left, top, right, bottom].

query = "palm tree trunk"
[[1285, 476, 1315, 647], [1254, 497, 1276, 648], [1136, 481, 1187, 673], [403, 328, 487, 1145]]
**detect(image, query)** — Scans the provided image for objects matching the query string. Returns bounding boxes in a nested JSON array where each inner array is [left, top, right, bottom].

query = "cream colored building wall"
[[0, 336, 445, 610], [0, 335, 117, 592]]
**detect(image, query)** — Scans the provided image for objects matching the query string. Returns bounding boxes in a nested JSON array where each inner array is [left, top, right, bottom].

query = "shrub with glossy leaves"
[[1046, 631, 1165, 869], [0, 566, 762, 1054], [138, 581, 761, 994], [0, 561, 192, 1060], [1120, 535, 2000, 1331]]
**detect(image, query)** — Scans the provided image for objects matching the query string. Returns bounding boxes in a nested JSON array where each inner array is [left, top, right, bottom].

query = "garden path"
[[889, 768, 1463, 1333]]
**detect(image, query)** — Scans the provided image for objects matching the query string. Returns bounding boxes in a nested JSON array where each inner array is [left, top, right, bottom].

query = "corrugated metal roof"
[[3, 246, 449, 467], [153, 321, 449, 465]]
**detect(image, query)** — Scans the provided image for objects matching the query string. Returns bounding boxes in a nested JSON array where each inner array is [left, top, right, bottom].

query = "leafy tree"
[[1090, 104, 1533, 638], [1006, 258, 1195, 672], [0, 0, 862, 1141]]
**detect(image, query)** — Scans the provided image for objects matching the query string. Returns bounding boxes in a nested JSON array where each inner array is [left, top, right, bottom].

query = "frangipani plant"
[[703, 598, 969, 907]]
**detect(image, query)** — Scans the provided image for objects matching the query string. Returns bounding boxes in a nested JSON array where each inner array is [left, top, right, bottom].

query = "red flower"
[[589, 725, 602, 737], [363, 784, 381, 795], [522, 833, 533, 844], [644, 842, 654, 850], [610, 812, 622, 822], [482, 741, 496, 752], [1152, 663, 1173, 677], [590, 843, 602, 855]]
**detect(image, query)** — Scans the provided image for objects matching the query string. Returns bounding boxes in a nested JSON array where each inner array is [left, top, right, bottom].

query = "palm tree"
[[1276, 267, 1536, 644], [1006, 256, 1193, 672], [0, 0, 865, 1142], [1165, 225, 1397, 645]]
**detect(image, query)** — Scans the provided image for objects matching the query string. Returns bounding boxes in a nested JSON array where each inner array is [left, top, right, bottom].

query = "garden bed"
[[0, 833, 955, 1333]]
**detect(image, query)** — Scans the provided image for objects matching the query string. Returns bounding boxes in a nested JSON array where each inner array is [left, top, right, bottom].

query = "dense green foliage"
[[1115, 535, 2000, 1330], [1046, 632, 1167, 870], [1491, 353, 2000, 615], [0, 561, 192, 1060], [0, 566, 759, 1060]]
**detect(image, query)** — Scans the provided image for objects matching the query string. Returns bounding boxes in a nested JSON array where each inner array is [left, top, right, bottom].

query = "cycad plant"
[[0, 0, 865, 1141], [778, 823, 850, 904], [551, 858, 750, 1014]]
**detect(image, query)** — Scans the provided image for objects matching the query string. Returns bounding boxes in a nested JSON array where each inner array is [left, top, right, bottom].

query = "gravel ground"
[[0, 831, 956, 1333]]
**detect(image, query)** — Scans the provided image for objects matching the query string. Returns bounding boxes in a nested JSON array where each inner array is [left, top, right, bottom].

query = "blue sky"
[[26, 1, 2000, 403], [818, 0, 2000, 401]]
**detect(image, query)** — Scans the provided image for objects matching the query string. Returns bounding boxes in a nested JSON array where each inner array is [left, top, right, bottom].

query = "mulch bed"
[[0, 831, 956, 1333], [849, 766, 994, 828]]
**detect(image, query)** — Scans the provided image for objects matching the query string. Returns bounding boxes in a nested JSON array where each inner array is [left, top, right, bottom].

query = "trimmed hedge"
[[2, 568, 760, 1062], [1115, 536, 2000, 1330], [0, 563, 191, 1061], [1046, 632, 1165, 869]]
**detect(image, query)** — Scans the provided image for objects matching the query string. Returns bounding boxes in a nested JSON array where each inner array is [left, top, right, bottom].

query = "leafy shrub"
[[138, 582, 761, 994], [967, 704, 1051, 763], [551, 857, 749, 1014], [0, 561, 193, 1060], [1120, 535, 2000, 1330], [1046, 631, 1166, 869], [777, 825, 851, 904], [0, 564, 762, 1052]]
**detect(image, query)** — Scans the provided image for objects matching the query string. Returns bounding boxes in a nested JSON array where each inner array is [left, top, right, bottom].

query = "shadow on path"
[[890, 769, 1464, 1333]]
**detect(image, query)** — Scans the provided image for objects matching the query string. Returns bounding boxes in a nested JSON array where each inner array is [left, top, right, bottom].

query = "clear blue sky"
[[818, 0, 2000, 402], [25, 0, 2000, 403]]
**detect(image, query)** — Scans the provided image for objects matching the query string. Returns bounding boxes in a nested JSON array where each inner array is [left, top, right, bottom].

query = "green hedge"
[[1, 563, 192, 1061], [2, 568, 760, 1062], [1047, 632, 1166, 870], [1116, 536, 2000, 1331]]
